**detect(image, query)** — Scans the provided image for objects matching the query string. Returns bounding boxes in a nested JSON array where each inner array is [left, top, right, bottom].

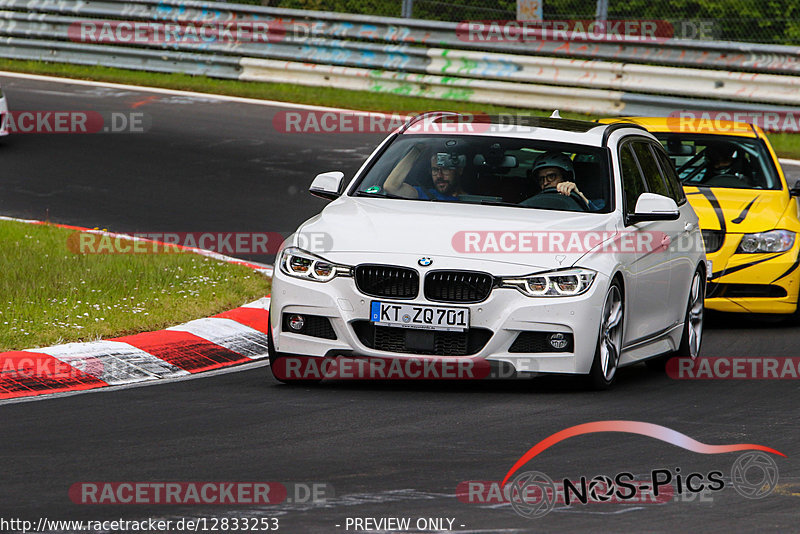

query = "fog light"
[[288, 314, 305, 331], [548, 333, 568, 350]]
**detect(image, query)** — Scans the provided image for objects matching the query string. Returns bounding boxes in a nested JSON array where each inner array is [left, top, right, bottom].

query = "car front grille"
[[424, 271, 494, 303], [351, 321, 492, 356], [354, 265, 419, 299], [702, 230, 725, 253]]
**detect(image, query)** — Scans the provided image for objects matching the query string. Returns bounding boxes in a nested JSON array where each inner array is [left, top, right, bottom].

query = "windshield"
[[351, 135, 612, 213], [653, 133, 781, 190]]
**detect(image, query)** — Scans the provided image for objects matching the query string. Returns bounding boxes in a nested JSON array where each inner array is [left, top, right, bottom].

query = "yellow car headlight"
[[736, 230, 795, 254]]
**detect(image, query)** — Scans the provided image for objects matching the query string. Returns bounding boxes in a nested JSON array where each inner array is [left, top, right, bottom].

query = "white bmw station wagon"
[[268, 113, 706, 388]]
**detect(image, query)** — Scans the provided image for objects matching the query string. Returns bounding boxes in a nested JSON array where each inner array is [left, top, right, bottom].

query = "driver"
[[704, 142, 749, 182], [383, 144, 466, 201], [523, 151, 599, 209]]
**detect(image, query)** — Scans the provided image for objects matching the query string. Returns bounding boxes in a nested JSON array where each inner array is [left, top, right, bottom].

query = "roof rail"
[[601, 121, 651, 146], [398, 111, 462, 134]]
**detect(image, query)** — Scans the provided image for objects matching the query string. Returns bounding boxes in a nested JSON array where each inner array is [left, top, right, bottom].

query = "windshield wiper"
[[354, 190, 409, 200]]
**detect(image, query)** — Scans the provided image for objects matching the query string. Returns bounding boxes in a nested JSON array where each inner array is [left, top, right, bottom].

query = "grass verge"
[[0, 220, 271, 351]]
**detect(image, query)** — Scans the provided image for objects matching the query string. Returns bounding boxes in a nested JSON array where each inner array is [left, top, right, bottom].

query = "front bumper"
[[270, 263, 609, 376], [705, 235, 800, 314]]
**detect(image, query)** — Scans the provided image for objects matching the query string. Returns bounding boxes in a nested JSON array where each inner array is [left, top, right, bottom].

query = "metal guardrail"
[[3, 0, 799, 74], [0, 0, 799, 120]]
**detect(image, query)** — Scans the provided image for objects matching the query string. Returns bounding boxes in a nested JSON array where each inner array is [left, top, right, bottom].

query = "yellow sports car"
[[601, 117, 800, 315]]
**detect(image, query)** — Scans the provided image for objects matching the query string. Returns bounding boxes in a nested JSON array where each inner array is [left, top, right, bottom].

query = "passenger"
[[383, 145, 466, 200]]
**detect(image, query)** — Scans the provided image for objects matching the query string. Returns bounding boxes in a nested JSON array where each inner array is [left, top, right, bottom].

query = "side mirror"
[[626, 193, 680, 225], [309, 171, 344, 201], [790, 180, 800, 197]]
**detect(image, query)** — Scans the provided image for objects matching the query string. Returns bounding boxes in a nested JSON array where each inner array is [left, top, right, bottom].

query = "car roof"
[[598, 117, 761, 138], [401, 112, 653, 147]]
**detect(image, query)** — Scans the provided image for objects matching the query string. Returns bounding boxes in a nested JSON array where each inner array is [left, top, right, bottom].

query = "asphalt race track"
[[1, 75, 799, 533]]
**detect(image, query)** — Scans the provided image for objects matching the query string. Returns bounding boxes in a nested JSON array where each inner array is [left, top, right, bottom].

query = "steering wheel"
[[529, 186, 590, 211]]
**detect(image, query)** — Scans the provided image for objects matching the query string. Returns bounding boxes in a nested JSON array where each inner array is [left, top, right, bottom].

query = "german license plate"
[[370, 301, 469, 332]]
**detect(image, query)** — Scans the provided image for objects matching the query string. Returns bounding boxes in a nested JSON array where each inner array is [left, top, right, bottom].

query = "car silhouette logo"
[[418, 257, 433, 267]]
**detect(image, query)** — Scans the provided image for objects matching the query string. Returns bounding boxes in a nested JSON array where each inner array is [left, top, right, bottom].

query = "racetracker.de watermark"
[[271, 356, 493, 381], [275, 111, 687, 134], [456, 19, 674, 43], [667, 110, 800, 133], [5, 111, 150, 134], [451, 230, 708, 254], [66, 231, 331, 256], [68, 482, 331, 505], [273, 111, 491, 134], [457, 476, 675, 507], [0, 356, 104, 380], [667, 356, 800, 379], [68, 20, 284, 44]]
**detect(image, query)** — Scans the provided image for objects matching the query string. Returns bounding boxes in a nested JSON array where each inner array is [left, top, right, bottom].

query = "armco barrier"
[[1, 0, 800, 121], [237, 57, 626, 115]]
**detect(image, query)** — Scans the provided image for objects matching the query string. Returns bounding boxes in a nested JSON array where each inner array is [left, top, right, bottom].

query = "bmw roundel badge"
[[418, 257, 433, 267]]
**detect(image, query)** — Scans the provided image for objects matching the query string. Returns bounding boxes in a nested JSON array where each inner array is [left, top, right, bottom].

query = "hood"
[[294, 197, 619, 272], [684, 187, 790, 233]]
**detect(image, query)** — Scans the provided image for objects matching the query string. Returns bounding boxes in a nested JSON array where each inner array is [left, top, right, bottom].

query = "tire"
[[646, 266, 705, 370], [674, 267, 705, 359], [588, 279, 624, 390]]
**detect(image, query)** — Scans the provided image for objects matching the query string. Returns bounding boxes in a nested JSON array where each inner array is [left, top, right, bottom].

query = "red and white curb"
[[0, 297, 271, 402], [1, 216, 275, 402]]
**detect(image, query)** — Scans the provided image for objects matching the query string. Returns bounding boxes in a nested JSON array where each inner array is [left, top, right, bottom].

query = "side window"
[[652, 145, 687, 204], [632, 142, 671, 198], [620, 143, 645, 214]]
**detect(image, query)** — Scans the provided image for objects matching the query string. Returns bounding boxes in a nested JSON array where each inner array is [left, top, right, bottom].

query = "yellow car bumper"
[[705, 237, 800, 314]]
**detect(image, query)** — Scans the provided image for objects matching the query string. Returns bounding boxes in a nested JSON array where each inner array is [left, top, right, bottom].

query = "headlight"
[[500, 268, 597, 297], [279, 247, 351, 282], [736, 230, 795, 254]]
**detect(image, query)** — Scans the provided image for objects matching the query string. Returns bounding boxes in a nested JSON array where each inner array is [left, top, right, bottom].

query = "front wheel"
[[675, 267, 705, 358], [588, 280, 624, 390]]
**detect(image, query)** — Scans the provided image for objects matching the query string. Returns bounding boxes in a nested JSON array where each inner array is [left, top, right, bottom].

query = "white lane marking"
[[35, 340, 189, 385], [779, 158, 800, 166], [168, 317, 269, 358], [0, 70, 397, 116], [0, 215, 52, 224], [0, 360, 268, 406]]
